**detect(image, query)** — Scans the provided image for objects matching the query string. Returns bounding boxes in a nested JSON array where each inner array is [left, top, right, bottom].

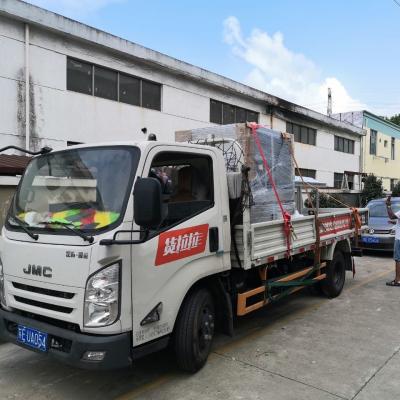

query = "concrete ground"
[[0, 252, 399, 400]]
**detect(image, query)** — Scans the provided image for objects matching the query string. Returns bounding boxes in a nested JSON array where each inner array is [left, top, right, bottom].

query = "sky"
[[26, 0, 400, 117]]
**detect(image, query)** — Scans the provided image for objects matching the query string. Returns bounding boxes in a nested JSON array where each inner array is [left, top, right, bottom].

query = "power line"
[[393, 0, 400, 7]]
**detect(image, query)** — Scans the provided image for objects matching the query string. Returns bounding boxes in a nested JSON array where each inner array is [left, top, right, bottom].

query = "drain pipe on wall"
[[25, 23, 30, 151]]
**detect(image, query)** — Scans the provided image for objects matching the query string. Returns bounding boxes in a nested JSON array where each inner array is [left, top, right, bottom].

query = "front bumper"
[[359, 234, 395, 251], [0, 309, 132, 370]]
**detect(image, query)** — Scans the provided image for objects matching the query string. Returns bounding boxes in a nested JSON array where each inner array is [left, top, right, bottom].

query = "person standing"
[[386, 195, 400, 286]]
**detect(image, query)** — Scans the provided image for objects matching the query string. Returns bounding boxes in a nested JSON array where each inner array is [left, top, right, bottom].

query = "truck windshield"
[[8, 146, 139, 233], [368, 201, 400, 217]]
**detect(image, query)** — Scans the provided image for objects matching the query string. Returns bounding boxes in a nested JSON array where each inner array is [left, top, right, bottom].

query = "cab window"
[[149, 152, 213, 228]]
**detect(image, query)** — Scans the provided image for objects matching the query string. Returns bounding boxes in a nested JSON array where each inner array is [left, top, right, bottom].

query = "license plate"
[[362, 236, 380, 244], [17, 325, 48, 352]]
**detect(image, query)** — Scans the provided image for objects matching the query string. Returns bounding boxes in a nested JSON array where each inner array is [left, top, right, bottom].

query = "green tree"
[[361, 174, 384, 205], [389, 114, 400, 126], [391, 181, 400, 197]]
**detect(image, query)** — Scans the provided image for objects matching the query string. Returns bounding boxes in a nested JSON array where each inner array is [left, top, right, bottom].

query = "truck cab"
[[0, 141, 231, 370]]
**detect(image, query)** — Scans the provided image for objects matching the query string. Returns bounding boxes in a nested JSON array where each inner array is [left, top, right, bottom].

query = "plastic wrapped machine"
[[175, 123, 295, 223]]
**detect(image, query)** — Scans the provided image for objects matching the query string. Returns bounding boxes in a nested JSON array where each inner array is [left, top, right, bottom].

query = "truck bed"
[[232, 208, 368, 269]]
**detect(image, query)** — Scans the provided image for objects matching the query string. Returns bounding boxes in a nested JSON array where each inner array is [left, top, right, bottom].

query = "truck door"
[[131, 146, 226, 346]]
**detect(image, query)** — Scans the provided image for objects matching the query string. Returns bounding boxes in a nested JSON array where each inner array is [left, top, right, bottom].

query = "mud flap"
[[209, 277, 234, 337], [344, 252, 355, 277]]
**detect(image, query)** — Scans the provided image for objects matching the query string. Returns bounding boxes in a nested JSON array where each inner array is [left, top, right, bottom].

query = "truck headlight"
[[84, 263, 120, 327]]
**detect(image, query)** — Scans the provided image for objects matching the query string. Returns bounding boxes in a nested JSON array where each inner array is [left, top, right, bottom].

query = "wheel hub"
[[198, 306, 214, 349]]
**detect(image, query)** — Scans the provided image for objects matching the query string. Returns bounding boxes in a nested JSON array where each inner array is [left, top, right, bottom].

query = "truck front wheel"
[[321, 251, 346, 298], [174, 288, 215, 372]]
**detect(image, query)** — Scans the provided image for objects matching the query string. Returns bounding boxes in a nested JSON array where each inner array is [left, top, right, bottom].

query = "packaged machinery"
[[175, 123, 295, 223]]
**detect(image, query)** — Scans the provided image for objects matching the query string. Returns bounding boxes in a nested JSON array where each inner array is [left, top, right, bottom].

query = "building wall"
[[363, 114, 400, 191], [333, 111, 400, 191], [0, 13, 362, 189], [0, 16, 269, 150], [287, 115, 361, 188]]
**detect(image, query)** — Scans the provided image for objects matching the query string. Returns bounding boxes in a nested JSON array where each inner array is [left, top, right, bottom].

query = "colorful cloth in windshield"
[[18, 209, 120, 229], [50, 209, 120, 229]]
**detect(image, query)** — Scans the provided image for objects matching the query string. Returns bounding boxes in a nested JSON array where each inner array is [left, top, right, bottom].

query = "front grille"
[[14, 296, 73, 314], [373, 229, 391, 234], [13, 309, 80, 332], [12, 282, 75, 299], [361, 242, 394, 250]]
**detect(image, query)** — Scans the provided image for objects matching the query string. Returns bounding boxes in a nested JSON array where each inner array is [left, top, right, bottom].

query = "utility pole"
[[327, 87, 332, 117]]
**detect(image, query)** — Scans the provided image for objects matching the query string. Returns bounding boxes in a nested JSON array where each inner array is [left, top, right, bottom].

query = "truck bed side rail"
[[232, 208, 368, 269]]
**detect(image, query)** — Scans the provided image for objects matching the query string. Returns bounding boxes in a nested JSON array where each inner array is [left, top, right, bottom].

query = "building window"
[[384, 140, 388, 148], [94, 66, 118, 101], [67, 57, 161, 111], [210, 100, 222, 124], [346, 173, 354, 190], [142, 80, 161, 110], [370, 129, 377, 155], [236, 107, 246, 123], [247, 111, 259, 123], [223, 103, 235, 124], [391, 137, 395, 160], [292, 124, 300, 142], [67, 58, 93, 95], [286, 122, 316, 146], [296, 168, 316, 179], [210, 100, 259, 125], [334, 136, 355, 154], [334, 172, 344, 189], [391, 179, 398, 191], [119, 74, 140, 106]]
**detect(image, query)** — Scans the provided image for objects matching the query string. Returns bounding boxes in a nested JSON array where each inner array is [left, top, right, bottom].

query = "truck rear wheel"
[[174, 288, 215, 372], [321, 251, 346, 298]]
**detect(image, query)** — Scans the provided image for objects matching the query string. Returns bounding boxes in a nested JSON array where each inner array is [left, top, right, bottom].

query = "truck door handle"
[[209, 227, 219, 253]]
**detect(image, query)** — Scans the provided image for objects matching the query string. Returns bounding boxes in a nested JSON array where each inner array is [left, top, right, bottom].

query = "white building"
[[0, 0, 363, 189]]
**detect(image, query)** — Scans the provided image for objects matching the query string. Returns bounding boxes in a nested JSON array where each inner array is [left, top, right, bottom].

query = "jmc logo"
[[23, 265, 53, 278]]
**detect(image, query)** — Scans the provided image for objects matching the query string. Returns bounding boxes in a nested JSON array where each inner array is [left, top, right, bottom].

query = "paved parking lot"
[[0, 252, 398, 400]]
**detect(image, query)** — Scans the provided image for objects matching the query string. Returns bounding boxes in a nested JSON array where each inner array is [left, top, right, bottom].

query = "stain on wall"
[[16, 68, 25, 148], [16, 68, 40, 150]]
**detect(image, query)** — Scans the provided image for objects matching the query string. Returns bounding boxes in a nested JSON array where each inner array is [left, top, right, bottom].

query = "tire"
[[174, 288, 215, 373], [320, 251, 346, 298]]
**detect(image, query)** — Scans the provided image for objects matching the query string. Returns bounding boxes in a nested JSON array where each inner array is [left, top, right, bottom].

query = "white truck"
[[0, 134, 368, 372]]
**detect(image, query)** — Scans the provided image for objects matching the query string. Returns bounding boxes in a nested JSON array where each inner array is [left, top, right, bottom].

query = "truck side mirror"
[[134, 177, 166, 229]]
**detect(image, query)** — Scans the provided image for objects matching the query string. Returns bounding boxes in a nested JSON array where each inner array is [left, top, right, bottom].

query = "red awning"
[[0, 154, 31, 175]]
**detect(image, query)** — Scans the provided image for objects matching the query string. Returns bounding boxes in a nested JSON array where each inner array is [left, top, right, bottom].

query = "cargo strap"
[[267, 264, 319, 289], [269, 279, 317, 288], [352, 207, 362, 244], [266, 264, 321, 302], [351, 207, 362, 277], [249, 123, 293, 258]]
